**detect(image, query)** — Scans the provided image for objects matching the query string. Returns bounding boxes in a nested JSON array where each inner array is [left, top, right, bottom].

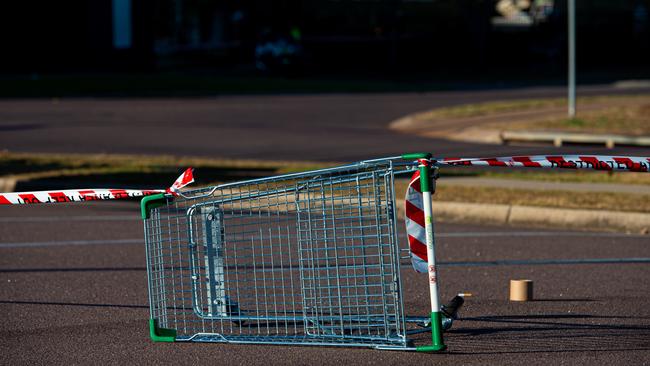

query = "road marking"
[[438, 257, 650, 267], [0, 239, 142, 248], [0, 300, 148, 309], [1, 230, 647, 248], [436, 231, 649, 238], [0, 215, 138, 223]]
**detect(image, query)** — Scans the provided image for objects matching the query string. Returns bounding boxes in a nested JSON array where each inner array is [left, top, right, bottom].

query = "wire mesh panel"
[[143, 160, 411, 349]]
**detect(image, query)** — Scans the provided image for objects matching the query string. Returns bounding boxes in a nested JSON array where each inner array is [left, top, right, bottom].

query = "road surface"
[[1, 85, 648, 162], [1, 201, 648, 365], [1, 86, 649, 364]]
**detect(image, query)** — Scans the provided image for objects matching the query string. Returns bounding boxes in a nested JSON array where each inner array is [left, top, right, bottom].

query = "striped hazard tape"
[[0, 168, 194, 205], [0, 188, 164, 205], [405, 154, 649, 272], [439, 155, 650, 172], [405, 169, 429, 273]]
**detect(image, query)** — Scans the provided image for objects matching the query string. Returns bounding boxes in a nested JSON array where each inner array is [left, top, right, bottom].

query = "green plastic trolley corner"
[[149, 319, 176, 342], [416, 312, 447, 352], [401, 152, 432, 160], [141, 193, 168, 220]]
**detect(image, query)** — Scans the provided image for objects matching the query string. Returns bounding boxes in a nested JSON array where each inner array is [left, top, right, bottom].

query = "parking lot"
[[1, 200, 648, 365]]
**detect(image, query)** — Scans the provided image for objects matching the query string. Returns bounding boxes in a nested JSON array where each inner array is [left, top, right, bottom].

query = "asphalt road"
[[1, 85, 649, 162], [1, 87, 650, 365], [1, 201, 649, 365]]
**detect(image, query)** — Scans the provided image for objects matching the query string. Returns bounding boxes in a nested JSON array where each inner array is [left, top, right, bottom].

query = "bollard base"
[[416, 311, 446, 352], [416, 344, 447, 352]]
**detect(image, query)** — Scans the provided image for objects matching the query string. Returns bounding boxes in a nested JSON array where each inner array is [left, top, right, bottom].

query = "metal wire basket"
[[141, 156, 442, 350]]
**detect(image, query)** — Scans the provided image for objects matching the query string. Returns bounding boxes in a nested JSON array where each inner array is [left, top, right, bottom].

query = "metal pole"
[[401, 152, 446, 352], [568, 0, 576, 117], [416, 157, 445, 352]]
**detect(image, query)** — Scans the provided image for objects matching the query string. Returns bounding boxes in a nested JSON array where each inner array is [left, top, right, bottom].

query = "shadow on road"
[[0, 300, 148, 309], [441, 313, 650, 354], [0, 267, 146, 273]]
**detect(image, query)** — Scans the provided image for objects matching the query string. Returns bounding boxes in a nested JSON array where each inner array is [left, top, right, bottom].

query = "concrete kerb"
[[396, 199, 650, 234], [508, 205, 650, 233]]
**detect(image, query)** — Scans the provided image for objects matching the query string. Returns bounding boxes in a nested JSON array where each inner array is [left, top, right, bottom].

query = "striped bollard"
[[402, 153, 446, 352]]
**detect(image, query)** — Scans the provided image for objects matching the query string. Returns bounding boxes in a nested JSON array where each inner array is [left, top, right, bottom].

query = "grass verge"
[[3, 152, 648, 213], [434, 185, 650, 213], [498, 103, 650, 136], [394, 179, 650, 213], [417, 97, 568, 119], [437, 166, 650, 186], [475, 169, 650, 185], [413, 94, 650, 136], [3, 151, 647, 187], [0, 151, 335, 190]]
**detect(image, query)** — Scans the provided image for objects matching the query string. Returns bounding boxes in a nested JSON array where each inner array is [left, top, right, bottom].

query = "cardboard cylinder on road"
[[509, 279, 533, 301]]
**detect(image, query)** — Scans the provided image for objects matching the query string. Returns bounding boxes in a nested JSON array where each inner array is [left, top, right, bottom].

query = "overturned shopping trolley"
[[141, 154, 451, 351]]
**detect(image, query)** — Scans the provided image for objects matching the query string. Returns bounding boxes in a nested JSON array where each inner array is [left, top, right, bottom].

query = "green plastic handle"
[[141, 193, 167, 220], [401, 152, 432, 160]]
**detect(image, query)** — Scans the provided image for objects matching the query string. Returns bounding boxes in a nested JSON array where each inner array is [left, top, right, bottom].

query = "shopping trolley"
[[141, 153, 451, 351]]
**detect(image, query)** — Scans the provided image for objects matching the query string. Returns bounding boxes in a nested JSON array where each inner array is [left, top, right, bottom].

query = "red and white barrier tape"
[[3, 154, 648, 207], [439, 155, 650, 172], [405, 154, 649, 272], [0, 168, 194, 205], [405, 169, 428, 273], [166, 167, 195, 195]]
